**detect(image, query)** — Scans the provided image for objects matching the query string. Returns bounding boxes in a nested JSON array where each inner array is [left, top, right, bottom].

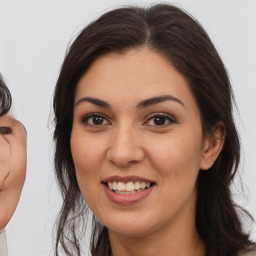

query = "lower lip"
[[103, 185, 154, 205]]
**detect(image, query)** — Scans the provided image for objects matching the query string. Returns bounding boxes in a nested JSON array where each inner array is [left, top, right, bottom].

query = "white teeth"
[[126, 191, 135, 194], [134, 181, 140, 190], [107, 181, 153, 192], [115, 190, 137, 195], [108, 182, 113, 190], [126, 182, 134, 191], [113, 181, 118, 190], [117, 182, 126, 191]]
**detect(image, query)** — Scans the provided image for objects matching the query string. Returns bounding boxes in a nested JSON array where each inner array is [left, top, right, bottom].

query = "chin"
[[108, 225, 152, 238], [102, 215, 156, 238]]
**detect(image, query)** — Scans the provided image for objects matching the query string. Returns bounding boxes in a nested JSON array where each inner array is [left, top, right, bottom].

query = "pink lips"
[[102, 175, 156, 205]]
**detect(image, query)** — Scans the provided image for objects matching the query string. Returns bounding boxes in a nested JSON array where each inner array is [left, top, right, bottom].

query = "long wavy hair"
[[53, 4, 255, 256]]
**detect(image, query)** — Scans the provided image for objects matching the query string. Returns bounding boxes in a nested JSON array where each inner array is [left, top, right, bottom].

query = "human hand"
[[0, 115, 27, 230]]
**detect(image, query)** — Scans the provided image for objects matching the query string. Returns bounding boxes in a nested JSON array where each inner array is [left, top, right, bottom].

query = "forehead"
[[75, 47, 196, 108]]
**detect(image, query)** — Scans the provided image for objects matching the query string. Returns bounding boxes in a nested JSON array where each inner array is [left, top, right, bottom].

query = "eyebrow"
[[137, 95, 185, 109], [75, 94, 185, 109], [76, 97, 111, 108]]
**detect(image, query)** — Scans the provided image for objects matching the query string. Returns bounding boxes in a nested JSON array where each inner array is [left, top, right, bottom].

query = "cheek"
[[70, 132, 104, 175], [147, 132, 203, 216], [70, 136, 98, 202], [147, 131, 203, 180]]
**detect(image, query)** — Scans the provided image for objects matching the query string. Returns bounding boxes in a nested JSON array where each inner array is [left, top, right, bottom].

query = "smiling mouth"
[[103, 181, 155, 194]]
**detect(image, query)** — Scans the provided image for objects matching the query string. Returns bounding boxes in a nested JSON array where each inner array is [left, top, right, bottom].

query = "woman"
[[0, 74, 27, 255], [53, 4, 255, 256]]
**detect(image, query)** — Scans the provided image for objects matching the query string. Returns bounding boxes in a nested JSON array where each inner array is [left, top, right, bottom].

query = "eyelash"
[[81, 112, 177, 127], [81, 113, 110, 126], [144, 113, 177, 127]]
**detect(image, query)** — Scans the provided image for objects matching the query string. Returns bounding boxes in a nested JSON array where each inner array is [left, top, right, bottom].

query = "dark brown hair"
[[53, 4, 255, 256], [0, 73, 12, 116]]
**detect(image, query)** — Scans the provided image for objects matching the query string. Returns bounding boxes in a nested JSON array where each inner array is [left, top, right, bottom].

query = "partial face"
[[71, 48, 209, 238], [0, 116, 27, 230]]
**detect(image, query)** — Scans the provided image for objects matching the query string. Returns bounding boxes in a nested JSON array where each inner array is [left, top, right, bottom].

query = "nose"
[[106, 125, 144, 167]]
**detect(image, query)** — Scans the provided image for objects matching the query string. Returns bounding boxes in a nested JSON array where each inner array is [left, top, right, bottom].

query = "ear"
[[200, 121, 226, 170]]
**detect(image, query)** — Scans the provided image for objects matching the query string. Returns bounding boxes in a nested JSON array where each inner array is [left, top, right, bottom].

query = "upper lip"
[[101, 175, 156, 184]]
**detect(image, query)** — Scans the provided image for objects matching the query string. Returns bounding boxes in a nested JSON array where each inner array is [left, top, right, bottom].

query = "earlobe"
[[200, 121, 226, 170]]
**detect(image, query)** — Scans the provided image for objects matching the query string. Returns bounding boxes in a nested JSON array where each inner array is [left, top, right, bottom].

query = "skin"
[[0, 115, 27, 230], [71, 47, 225, 256]]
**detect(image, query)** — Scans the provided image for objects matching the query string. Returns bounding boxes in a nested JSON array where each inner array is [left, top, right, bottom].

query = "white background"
[[0, 0, 255, 255]]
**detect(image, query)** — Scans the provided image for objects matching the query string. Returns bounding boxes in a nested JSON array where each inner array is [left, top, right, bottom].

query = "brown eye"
[[82, 114, 110, 126], [146, 114, 176, 126], [91, 115, 104, 125], [153, 116, 166, 125]]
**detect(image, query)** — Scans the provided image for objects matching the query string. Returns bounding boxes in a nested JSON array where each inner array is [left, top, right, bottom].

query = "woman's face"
[[71, 47, 212, 238]]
